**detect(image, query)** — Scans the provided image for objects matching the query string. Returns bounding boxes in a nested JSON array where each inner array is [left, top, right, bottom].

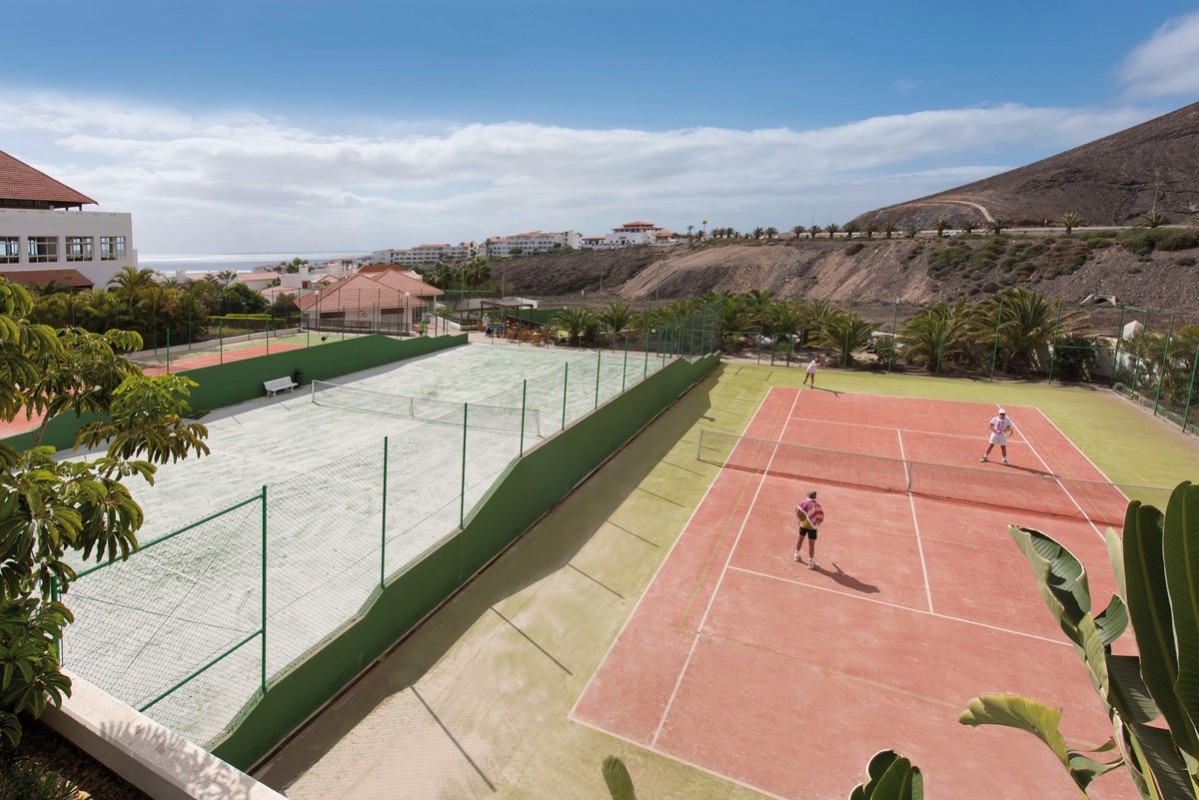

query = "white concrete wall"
[[0, 208, 138, 286]]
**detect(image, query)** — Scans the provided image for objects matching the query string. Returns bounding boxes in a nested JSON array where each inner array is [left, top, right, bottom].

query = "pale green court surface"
[[256, 361, 1199, 799], [61, 343, 675, 748]]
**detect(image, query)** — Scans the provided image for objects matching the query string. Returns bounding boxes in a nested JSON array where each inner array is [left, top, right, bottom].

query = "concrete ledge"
[[42, 670, 286, 800]]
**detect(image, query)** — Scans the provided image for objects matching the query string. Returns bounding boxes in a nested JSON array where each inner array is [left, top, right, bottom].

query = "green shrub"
[[0, 757, 79, 800], [845, 242, 865, 256], [1119, 227, 1172, 255], [1159, 230, 1199, 251], [1086, 236, 1113, 249], [906, 242, 925, 260]]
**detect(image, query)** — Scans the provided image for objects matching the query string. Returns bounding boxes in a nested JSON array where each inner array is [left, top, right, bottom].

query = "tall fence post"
[[50, 577, 62, 662], [520, 380, 527, 456], [989, 299, 1004, 381], [381, 436, 388, 588], [219, 319, 224, 364], [622, 336, 629, 392], [460, 404, 468, 528], [1110, 305, 1127, 387], [1183, 337, 1199, 433], [260, 484, 268, 697], [1131, 310, 1150, 397], [266, 319, 271, 356], [643, 331, 649, 379], [166, 328, 171, 374], [1153, 315, 1176, 416], [887, 301, 898, 374], [561, 362, 569, 431], [935, 316, 946, 375], [594, 348, 601, 410], [1047, 304, 1065, 384]]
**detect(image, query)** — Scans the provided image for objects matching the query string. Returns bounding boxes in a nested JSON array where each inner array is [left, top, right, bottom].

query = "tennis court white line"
[[727, 565, 1070, 647], [650, 387, 801, 748], [1031, 406, 1121, 484], [1014, 416, 1109, 545], [896, 429, 934, 614], [789, 408, 1030, 445], [566, 388, 779, 724]]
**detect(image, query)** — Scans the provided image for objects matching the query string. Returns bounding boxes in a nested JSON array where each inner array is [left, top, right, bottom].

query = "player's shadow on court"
[[824, 562, 879, 594]]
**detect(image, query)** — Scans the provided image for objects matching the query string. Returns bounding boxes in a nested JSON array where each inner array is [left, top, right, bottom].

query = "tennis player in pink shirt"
[[795, 490, 825, 569]]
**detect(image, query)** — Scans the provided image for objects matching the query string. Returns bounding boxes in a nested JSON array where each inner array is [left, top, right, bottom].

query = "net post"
[[50, 576, 62, 663], [520, 380, 527, 455], [622, 336, 629, 392], [260, 484, 268, 697], [1153, 314, 1175, 416], [460, 404, 468, 528], [1183, 337, 1199, 433], [381, 436, 388, 588], [561, 362, 569, 431], [594, 349, 601, 410]]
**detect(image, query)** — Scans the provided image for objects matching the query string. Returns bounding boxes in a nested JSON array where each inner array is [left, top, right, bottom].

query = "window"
[[27, 236, 57, 263], [0, 237, 17, 264], [100, 235, 127, 261], [66, 236, 93, 262]]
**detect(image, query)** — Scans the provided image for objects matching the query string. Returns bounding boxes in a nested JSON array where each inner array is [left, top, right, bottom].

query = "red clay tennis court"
[[572, 387, 1140, 799]]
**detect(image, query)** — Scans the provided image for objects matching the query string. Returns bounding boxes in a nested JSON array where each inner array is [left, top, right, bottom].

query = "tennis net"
[[311, 380, 540, 436], [696, 428, 1170, 527]]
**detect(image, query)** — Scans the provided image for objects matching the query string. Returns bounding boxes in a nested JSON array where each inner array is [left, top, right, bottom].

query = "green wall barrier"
[[210, 353, 719, 769], [0, 334, 467, 453]]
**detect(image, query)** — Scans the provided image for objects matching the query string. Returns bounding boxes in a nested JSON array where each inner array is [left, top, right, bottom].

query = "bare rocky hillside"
[[853, 101, 1199, 229], [504, 235, 1199, 313]]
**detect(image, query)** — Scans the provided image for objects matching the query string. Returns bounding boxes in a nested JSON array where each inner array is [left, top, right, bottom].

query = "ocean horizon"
[[139, 251, 367, 274]]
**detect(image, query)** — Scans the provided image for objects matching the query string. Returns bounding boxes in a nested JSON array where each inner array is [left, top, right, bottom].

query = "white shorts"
[[989, 432, 1008, 446]]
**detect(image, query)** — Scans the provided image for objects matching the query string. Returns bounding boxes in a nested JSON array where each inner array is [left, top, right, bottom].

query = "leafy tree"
[[933, 219, 950, 238], [843, 221, 861, 240], [883, 222, 899, 239], [0, 278, 210, 745], [214, 269, 238, 288], [792, 225, 806, 239], [987, 218, 1009, 235], [284, 257, 308, 274], [1139, 211, 1168, 228], [765, 226, 778, 239], [1057, 212, 1085, 235], [864, 223, 878, 240], [751, 227, 765, 240], [961, 220, 979, 235], [961, 482, 1199, 800], [809, 225, 823, 240], [905, 226, 920, 239], [108, 265, 158, 321], [973, 287, 1084, 375], [824, 223, 841, 240]]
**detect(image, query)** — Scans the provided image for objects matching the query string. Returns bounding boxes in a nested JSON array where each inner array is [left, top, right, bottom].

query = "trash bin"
[[293, 369, 304, 386]]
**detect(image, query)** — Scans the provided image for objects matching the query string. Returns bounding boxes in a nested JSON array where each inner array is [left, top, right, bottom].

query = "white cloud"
[[893, 79, 919, 93], [0, 87, 1151, 254], [1118, 11, 1199, 97]]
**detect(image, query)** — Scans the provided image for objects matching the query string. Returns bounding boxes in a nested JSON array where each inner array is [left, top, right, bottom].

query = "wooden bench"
[[263, 377, 298, 396]]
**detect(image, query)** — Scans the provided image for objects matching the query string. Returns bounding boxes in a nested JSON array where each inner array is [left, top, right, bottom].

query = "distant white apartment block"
[[0, 150, 138, 289], [485, 230, 581, 257], [581, 221, 675, 250], [368, 242, 480, 267]]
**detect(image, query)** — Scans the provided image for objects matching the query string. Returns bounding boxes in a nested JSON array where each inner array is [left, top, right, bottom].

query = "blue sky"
[[2, 1, 1197, 254]]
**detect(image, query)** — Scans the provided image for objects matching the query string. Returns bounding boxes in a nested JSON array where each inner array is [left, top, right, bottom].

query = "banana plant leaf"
[[849, 750, 923, 800]]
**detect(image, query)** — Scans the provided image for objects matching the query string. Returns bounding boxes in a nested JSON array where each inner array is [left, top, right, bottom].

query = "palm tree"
[[792, 225, 806, 240], [108, 265, 158, 321], [1139, 211, 1168, 228], [987, 218, 1008, 235], [824, 223, 840, 240], [842, 222, 860, 240], [549, 307, 598, 347], [719, 299, 754, 350], [974, 288, 1085, 375], [933, 219, 950, 238], [898, 300, 975, 371], [815, 310, 874, 365], [765, 226, 778, 240], [905, 226, 920, 239], [598, 301, 635, 348], [1056, 212, 1085, 235], [215, 269, 238, 287], [809, 225, 823, 240], [742, 289, 776, 331], [751, 227, 765, 240], [883, 222, 899, 239], [961, 220, 979, 235], [864, 223, 878, 240], [686, 224, 694, 238]]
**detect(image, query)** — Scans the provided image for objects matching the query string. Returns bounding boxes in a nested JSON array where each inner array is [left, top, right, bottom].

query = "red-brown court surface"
[[572, 387, 1138, 799]]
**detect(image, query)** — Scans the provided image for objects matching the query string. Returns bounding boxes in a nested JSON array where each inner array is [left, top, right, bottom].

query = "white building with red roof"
[[581, 221, 676, 250], [0, 150, 137, 288], [294, 268, 442, 334]]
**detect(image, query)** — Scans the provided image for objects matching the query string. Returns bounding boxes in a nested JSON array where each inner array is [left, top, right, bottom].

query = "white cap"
[[997, 408, 1006, 414]]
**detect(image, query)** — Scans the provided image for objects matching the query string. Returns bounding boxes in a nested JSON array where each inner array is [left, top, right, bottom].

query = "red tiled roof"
[[0, 151, 96, 207], [416, 244, 447, 249], [0, 269, 93, 289], [368, 269, 443, 297], [296, 272, 441, 312], [621, 221, 654, 227]]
